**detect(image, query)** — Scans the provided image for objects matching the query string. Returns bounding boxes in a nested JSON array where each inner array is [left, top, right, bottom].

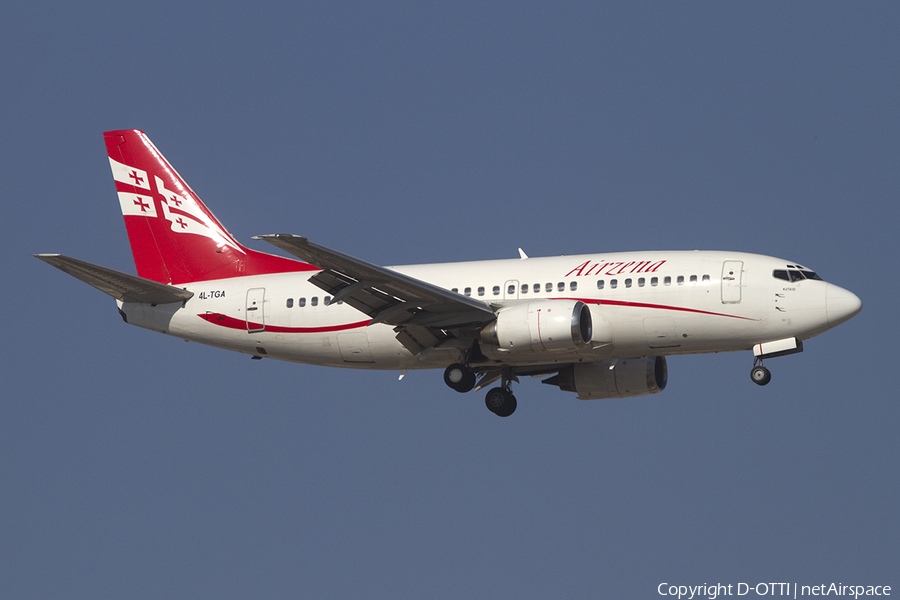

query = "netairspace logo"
[[657, 583, 892, 600]]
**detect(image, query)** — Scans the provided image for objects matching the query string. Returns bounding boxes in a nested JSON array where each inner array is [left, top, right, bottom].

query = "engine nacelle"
[[544, 356, 667, 400], [481, 300, 592, 354]]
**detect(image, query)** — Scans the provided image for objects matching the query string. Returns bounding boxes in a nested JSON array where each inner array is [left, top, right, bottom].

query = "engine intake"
[[481, 300, 592, 354], [544, 356, 667, 399]]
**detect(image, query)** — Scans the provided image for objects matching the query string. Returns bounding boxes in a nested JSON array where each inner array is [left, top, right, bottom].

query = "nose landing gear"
[[750, 358, 772, 386]]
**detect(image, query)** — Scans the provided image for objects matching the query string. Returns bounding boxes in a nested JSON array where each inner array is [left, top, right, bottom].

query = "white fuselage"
[[119, 250, 854, 372]]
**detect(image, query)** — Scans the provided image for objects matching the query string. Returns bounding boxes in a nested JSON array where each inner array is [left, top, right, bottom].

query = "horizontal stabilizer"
[[34, 254, 194, 304]]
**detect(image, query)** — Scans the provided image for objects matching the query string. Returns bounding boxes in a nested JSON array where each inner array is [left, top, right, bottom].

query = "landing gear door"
[[721, 261, 743, 304], [246, 287, 265, 332]]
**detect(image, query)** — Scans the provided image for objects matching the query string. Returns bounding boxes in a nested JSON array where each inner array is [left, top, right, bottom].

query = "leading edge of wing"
[[35, 254, 194, 304], [252, 234, 495, 327]]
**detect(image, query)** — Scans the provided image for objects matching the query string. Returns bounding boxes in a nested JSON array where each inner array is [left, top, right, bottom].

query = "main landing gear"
[[484, 386, 517, 417], [750, 357, 772, 386], [443, 363, 476, 393], [442, 363, 518, 417]]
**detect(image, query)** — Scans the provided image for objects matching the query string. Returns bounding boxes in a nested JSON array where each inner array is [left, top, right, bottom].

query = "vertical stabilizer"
[[104, 130, 315, 284]]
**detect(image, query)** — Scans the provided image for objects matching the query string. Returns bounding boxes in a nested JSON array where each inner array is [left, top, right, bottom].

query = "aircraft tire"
[[485, 387, 517, 417], [750, 365, 772, 386], [444, 363, 476, 393], [497, 395, 517, 417]]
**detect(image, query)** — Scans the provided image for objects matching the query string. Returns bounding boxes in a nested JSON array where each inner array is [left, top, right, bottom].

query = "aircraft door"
[[721, 261, 743, 304], [246, 288, 265, 332], [504, 280, 519, 300]]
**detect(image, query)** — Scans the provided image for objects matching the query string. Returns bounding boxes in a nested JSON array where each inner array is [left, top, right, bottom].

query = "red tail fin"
[[104, 130, 316, 284]]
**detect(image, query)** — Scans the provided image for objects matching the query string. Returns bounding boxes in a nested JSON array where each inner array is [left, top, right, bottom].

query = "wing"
[[35, 254, 194, 304], [253, 234, 496, 354]]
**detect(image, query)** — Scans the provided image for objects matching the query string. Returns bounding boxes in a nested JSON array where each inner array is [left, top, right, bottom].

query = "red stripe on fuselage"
[[198, 312, 371, 333], [198, 297, 755, 335], [569, 298, 758, 321]]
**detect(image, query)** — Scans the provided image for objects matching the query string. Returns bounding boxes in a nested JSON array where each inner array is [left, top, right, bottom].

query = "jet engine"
[[544, 356, 667, 399], [481, 300, 592, 354]]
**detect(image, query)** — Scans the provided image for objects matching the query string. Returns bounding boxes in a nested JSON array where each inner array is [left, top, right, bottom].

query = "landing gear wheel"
[[750, 365, 771, 386], [444, 363, 476, 393], [485, 387, 517, 417]]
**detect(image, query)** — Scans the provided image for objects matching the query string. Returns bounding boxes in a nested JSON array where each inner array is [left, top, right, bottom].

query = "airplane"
[[36, 130, 862, 417]]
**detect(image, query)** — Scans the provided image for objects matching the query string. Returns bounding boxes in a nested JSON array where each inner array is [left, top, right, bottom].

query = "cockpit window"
[[775, 268, 824, 282]]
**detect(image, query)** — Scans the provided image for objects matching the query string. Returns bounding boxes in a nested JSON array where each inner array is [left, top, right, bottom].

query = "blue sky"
[[2, 2, 897, 598]]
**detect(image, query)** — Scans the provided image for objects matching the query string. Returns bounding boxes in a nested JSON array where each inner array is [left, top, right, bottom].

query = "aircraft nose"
[[826, 284, 862, 327]]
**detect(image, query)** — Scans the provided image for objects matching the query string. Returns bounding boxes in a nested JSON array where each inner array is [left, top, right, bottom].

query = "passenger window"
[[545, 283, 552, 292], [464, 287, 472, 297], [690, 275, 697, 283], [286, 298, 294, 308], [311, 297, 318, 306], [521, 284, 529, 294], [638, 277, 645, 287], [651, 277, 658, 287], [477, 286, 485, 297], [597, 280, 605, 289], [570, 281, 577, 291], [677, 276, 684, 285], [625, 278, 632, 288], [664, 276, 671, 286], [702, 274, 710, 282], [451, 287, 459, 293], [557, 282, 565, 292], [299, 297, 306, 307], [534, 283, 540, 293], [610, 279, 618, 289], [324, 296, 331, 304]]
